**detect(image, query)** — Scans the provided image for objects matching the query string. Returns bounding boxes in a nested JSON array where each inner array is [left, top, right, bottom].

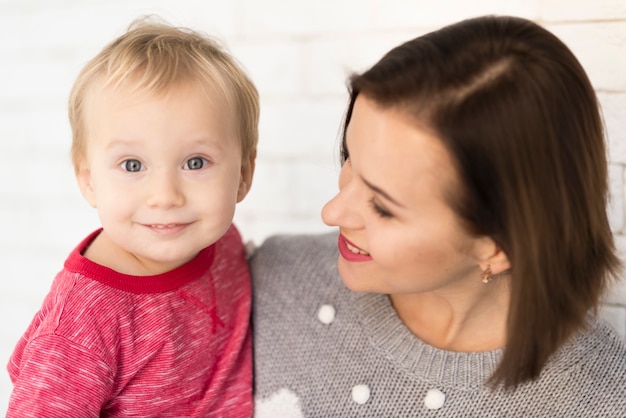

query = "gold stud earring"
[[482, 265, 493, 284]]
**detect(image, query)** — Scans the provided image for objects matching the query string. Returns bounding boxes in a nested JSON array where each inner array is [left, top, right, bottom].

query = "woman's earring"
[[482, 265, 493, 284]]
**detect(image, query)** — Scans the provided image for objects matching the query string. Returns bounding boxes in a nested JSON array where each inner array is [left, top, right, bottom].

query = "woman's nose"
[[321, 165, 363, 229]]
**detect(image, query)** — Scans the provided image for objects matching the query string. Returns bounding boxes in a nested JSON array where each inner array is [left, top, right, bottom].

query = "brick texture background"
[[1, 0, 625, 410]]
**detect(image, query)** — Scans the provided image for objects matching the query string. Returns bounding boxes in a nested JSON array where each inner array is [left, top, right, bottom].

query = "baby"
[[7, 17, 258, 417]]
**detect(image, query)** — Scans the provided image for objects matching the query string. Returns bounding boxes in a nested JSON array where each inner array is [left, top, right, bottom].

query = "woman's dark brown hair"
[[342, 15, 621, 389]]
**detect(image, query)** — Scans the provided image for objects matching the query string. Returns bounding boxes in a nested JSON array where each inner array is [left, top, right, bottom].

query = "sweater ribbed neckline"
[[355, 291, 610, 391], [356, 291, 502, 390]]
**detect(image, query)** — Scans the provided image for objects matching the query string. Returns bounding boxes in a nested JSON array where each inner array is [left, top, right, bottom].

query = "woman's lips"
[[337, 234, 372, 262]]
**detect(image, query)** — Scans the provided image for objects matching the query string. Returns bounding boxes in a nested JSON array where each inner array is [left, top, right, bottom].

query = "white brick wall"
[[1, 0, 625, 410]]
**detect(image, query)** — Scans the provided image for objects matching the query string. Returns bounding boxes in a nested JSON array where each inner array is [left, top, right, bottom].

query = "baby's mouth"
[[150, 223, 181, 229]]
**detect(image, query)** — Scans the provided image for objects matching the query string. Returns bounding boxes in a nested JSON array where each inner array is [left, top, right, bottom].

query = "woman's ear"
[[237, 149, 256, 203], [75, 162, 97, 208], [475, 236, 510, 275], [483, 247, 510, 275]]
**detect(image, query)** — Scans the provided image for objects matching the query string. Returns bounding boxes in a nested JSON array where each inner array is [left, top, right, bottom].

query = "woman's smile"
[[338, 234, 372, 262]]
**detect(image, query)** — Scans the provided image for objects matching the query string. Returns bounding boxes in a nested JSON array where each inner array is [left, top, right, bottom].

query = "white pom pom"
[[317, 304, 336, 324], [424, 388, 445, 410], [351, 384, 371, 405]]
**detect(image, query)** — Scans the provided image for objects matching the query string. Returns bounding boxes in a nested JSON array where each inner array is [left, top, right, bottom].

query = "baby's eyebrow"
[[103, 136, 227, 151], [188, 137, 227, 150], [104, 138, 138, 150]]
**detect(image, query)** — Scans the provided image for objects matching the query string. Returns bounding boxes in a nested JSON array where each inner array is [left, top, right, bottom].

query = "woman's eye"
[[121, 159, 143, 172], [369, 197, 393, 218], [184, 157, 208, 170]]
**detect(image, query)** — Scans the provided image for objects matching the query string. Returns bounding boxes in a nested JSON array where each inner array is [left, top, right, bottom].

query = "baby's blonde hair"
[[68, 17, 259, 171]]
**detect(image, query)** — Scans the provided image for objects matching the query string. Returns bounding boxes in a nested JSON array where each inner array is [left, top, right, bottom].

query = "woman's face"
[[321, 95, 489, 296]]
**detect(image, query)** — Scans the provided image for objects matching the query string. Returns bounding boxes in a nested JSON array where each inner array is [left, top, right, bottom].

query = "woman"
[[251, 15, 626, 417]]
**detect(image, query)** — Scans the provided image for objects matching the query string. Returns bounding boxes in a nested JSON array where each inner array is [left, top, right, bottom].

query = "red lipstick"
[[337, 234, 372, 262]]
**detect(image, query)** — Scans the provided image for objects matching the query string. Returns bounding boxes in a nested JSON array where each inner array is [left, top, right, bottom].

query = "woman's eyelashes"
[[369, 197, 393, 218], [341, 148, 350, 164]]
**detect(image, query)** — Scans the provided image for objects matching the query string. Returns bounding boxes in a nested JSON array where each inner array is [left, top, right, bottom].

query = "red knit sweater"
[[7, 224, 252, 417]]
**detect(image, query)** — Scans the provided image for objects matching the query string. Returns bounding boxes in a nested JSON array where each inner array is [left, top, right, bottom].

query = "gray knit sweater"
[[251, 232, 626, 417]]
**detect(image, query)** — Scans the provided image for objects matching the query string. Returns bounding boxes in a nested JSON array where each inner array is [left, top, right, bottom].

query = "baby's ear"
[[75, 162, 97, 208], [237, 149, 256, 202]]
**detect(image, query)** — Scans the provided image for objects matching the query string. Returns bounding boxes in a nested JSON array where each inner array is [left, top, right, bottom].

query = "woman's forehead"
[[347, 96, 460, 204]]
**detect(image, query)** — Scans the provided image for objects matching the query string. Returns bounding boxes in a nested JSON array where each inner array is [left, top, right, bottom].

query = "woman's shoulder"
[[556, 315, 626, 369], [528, 315, 626, 415], [251, 231, 338, 261], [566, 316, 626, 380], [249, 231, 344, 324], [249, 231, 339, 283]]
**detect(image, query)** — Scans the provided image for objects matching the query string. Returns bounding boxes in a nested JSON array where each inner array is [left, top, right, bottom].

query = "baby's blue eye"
[[121, 159, 143, 172], [184, 157, 207, 170]]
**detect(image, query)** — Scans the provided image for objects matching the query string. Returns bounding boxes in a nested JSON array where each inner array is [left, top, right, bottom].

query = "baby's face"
[[76, 81, 245, 274]]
